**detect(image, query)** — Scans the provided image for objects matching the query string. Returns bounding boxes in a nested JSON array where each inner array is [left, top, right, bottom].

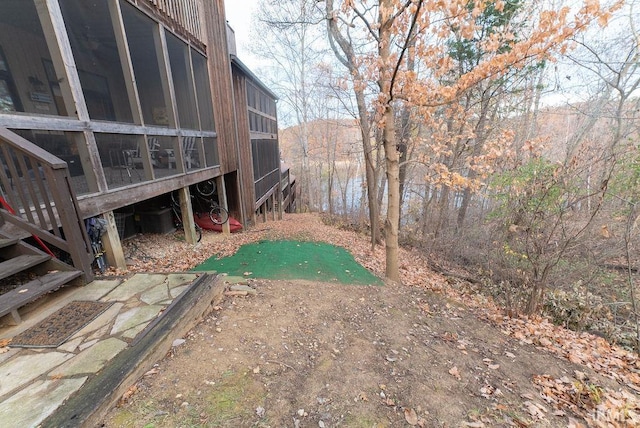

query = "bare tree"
[[251, 0, 327, 211], [325, 0, 382, 247]]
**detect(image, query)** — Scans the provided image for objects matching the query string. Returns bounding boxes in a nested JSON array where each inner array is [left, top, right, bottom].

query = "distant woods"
[[253, 0, 640, 350]]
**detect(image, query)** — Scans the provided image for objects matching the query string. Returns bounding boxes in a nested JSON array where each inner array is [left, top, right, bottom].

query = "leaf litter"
[[100, 213, 640, 427]]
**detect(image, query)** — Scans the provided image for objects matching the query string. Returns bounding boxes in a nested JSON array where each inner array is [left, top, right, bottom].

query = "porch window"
[[59, 0, 133, 122], [167, 33, 198, 130], [0, 47, 20, 113], [121, 1, 169, 127], [0, 0, 66, 117], [192, 50, 215, 132]]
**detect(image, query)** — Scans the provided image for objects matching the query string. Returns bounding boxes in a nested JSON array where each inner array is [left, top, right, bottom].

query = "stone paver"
[[0, 352, 73, 397], [57, 336, 83, 353], [167, 273, 198, 288], [87, 324, 112, 341], [79, 339, 99, 351], [170, 284, 190, 298], [103, 274, 166, 301], [222, 275, 249, 285], [230, 284, 257, 294], [72, 279, 122, 301], [0, 272, 205, 426], [0, 377, 86, 428], [51, 338, 128, 377], [0, 348, 18, 364], [140, 283, 170, 305], [121, 323, 150, 339], [110, 305, 164, 335]]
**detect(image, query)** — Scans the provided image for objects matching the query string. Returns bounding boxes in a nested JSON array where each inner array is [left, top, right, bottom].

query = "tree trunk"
[[358, 90, 381, 246], [379, 0, 400, 282], [383, 105, 401, 282], [326, 0, 380, 247], [456, 91, 490, 231], [525, 281, 545, 315], [434, 186, 450, 239], [420, 184, 434, 238]]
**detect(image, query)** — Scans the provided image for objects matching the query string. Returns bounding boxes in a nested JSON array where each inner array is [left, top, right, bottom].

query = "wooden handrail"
[[0, 128, 67, 168], [0, 127, 94, 281]]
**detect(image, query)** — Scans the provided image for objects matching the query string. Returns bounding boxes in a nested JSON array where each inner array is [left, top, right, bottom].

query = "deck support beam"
[[101, 211, 126, 271]]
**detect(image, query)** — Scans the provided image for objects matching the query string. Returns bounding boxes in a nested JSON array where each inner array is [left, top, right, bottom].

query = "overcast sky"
[[223, 0, 259, 68]]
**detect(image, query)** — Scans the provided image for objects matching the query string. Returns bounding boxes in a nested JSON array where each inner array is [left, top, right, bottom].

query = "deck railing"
[[143, 0, 204, 47], [0, 128, 93, 281]]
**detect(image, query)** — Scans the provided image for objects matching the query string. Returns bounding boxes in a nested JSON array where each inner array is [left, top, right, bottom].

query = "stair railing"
[[0, 127, 94, 281]]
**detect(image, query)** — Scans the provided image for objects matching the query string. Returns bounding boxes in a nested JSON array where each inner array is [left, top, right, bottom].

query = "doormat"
[[10, 301, 113, 348]]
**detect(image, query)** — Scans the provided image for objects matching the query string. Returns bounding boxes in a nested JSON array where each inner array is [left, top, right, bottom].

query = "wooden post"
[[51, 168, 95, 280], [278, 183, 284, 220], [178, 187, 198, 244], [271, 193, 276, 221], [101, 211, 127, 271], [216, 175, 231, 234]]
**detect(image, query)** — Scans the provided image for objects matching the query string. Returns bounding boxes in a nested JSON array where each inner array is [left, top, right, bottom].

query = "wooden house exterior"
[[0, 0, 293, 318]]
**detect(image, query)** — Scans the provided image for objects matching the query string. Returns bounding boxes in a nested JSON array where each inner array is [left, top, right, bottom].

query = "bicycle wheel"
[[209, 205, 229, 225], [194, 223, 203, 243], [196, 180, 216, 197], [170, 190, 181, 206]]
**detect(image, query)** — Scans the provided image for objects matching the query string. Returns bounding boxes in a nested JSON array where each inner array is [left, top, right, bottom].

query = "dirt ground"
[[100, 214, 639, 427]]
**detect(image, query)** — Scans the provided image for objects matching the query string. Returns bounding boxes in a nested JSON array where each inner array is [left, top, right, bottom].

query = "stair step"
[[0, 270, 82, 322], [0, 238, 19, 249], [0, 254, 51, 281]]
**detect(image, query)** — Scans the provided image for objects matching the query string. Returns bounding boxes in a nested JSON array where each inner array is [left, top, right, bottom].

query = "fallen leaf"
[[119, 384, 139, 405], [567, 418, 586, 428], [524, 401, 547, 419], [144, 367, 159, 376], [404, 407, 418, 425], [449, 366, 461, 380], [539, 337, 552, 347], [567, 352, 582, 364]]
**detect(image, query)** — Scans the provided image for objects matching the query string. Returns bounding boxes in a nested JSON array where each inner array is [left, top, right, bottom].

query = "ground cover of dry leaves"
[[105, 214, 640, 427]]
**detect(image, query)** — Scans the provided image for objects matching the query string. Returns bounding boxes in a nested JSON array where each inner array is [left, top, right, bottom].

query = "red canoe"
[[194, 212, 243, 233]]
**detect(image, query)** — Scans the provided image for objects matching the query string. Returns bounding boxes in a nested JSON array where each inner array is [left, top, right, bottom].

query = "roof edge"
[[230, 54, 279, 100]]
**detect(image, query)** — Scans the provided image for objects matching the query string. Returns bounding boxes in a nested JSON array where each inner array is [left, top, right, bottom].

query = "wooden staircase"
[[0, 127, 94, 324], [0, 235, 83, 324]]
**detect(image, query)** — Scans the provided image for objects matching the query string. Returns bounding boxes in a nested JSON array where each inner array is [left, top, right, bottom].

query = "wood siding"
[[200, 0, 238, 175], [232, 70, 255, 224]]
